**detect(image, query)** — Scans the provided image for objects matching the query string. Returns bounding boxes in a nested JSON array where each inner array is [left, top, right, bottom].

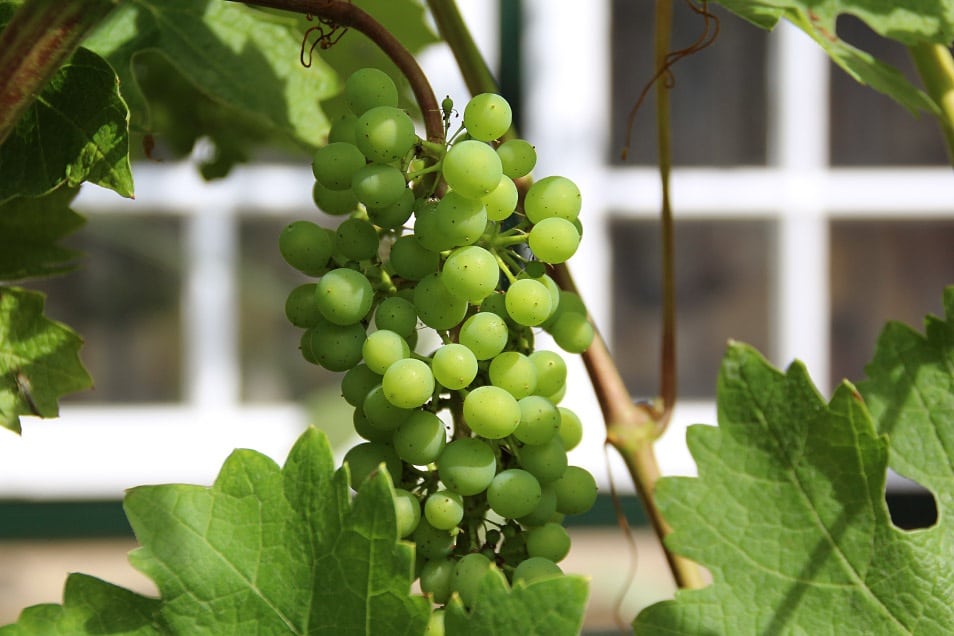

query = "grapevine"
[[279, 69, 598, 622]]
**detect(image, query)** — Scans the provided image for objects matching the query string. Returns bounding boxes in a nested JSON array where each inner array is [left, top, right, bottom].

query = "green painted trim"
[[0, 501, 132, 539]]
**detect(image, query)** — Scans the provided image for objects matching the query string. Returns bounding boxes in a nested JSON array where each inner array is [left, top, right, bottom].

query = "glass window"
[[610, 217, 774, 399]]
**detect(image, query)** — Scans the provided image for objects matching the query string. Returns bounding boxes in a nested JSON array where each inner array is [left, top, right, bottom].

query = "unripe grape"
[[335, 217, 379, 261], [300, 319, 366, 372], [355, 106, 417, 164], [383, 358, 435, 408], [463, 93, 512, 141], [341, 363, 382, 407], [393, 410, 446, 465], [279, 220, 333, 275], [343, 442, 402, 489], [420, 558, 455, 604], [345, 67, 398, 116], [442, 140, 503, 200], [458, 312, 508, 360], [487, 469, 542, 519], [517, 436, 567, 484], [414, 273, 468, 331], [530, 350, 567, 397], [362, 384, 412, 431], [517, 484, 558, 526], [284, 283, 321, 328], [526, 522, 571, 562], [464, 385, 521, 439], [351, 163, 407, 208], [312, 181, 359, 216], [353, 407, 393, 443], [489, 352, 537, 399], [553, 465, 598, 515], [424, 490, 464, 530], [367, 188, 414, 229], [328, 113, 358, 145], [436, 191, 488, 248], [505, 278, 553, 326], [312, 142, 366, 190], [431, 343, 478, 390], [389, 235, 439, 281], [441, 245, 500, 304], [557, 407, 583, 451], [438, 438, 496, 496], [413, 520, 455, 560], [528, 217, 581, 264], [548, 311, 594, 353], [496, 138, 536, 178], [452, 553, 493, 608], [514, 395, 561, 445], [482, 176, 519, 221], [374, 296, 418, 338], [513, 556, 563, 585], [392, 488, 421, 538], [362, 329, 410, 374], [524, 176, 582, 223]]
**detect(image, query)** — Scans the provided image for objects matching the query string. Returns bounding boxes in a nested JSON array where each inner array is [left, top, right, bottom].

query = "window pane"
[[610, 218, 773, 399], [830, 17, 948, 165], [31, 215, 183, 402], [239, 216, 338, 402], [830, 219, 954, 384], [610, 1, 769, 166]]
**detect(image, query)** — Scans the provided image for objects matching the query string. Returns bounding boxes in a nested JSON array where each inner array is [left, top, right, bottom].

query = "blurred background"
[[2, 1, 952, 633]]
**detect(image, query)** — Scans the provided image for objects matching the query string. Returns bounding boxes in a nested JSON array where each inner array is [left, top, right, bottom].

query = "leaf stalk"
[[909, 42, 954, 166]]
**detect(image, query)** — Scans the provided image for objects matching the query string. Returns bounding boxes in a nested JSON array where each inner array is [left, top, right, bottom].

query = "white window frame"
[[2, 2, 951, 499]]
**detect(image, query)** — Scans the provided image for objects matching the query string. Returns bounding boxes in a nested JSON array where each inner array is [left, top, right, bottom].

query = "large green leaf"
[[444, 567, 589, 635], [85, 0, 338, 150], [715, 1, 944, 116], [633, 342, 954, 634], [0, 429, 431, 633], [0, 45, 133, 203], [0, 186, 85, 281], [0, 287, 92, 434]]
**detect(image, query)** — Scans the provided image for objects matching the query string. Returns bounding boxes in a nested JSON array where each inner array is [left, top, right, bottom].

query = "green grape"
[[383, 358, 435, 408], [413, 273, 468, 331], [436, 191, 488, 248], [525, 522, 571, 562], [420, 558, 455, 604], [413, 200, 457, 253], [342, 442, 402, 489], [424, 490, 464, 530], [374, 296, 418, 338], [351, 163, 407, 209], [425, 610, 445, 636], [328, 113, 358, 145], [557, 407, 583, 451], [362, 329, 410, 374], [315, 268, 374, 325], [353, 407, 393, 443], [441, 140, 503, 200], [512, 556, 563, 585], [345, 67, 398, 116], [312, 181, 359, 216], [412, 519, 455, 560], [300, 319, 366, 372], [517, 436, 567, 484], [431, 343, 478, 390], [355, 106, 417, 164], [553, 465, 598, 515], [284, 283, 321, 327], [312, 142, 366, 191], [523, 176, 582, 223], [528, 217, 581, 264], [458, 312, 508, 360], [341, 363, 382, 407], [477, 292, 513, 325], [441, 245, 500, 304], [505, 278, 553, 326], [530, 350, 567, 397], [438, 438, 497, 496], [363, 384, 412, 431], [452, 553, 493, 608], [514, 395, 561, 445], [279, 220, 333, 275], [367, 188, 414, 229], [393, 488, 421, 538], [496, 139, 537, 179], [389, 235, 439, 281], [463, 93, 512, 141], [335, 217, 379, 261], [548, 311, 594, 353], [542, 289, 587, 330], [517, 484, 558, 526], [463, 385, 521, 439], [393, 409, 446, 465], [517, 272, 561, 320], [481, 176, 518, 221], [486, 469, 542, 519], [489, 352, 538, 399]]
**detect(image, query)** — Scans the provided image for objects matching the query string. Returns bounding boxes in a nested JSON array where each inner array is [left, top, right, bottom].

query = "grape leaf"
[[444, 568, 589, 635], [860, 286, 954, 537], [0, 573, 164, 636], [633, 342, 954, 634], [0, 287, 92, 434], [0, 46, 133, 203], [84, 0, 337, 150], [0, 186, 85, 281], [714, 1, 942, 116]]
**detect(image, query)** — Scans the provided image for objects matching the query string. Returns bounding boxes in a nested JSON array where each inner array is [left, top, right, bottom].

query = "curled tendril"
[[300, 13, 349, 67], [621, 0, 720, 160]]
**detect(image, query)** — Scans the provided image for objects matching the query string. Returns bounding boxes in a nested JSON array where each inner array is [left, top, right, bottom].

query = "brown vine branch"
[[232, 0, 444, 144], [0, 0, 119, 147]]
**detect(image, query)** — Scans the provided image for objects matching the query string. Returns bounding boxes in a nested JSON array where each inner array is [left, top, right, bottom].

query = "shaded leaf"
[[444, 568, 589, 636], [0, 573, 163, 636], [0, 46, 133, 202], [0, 186, 85, 281], [0, 287, 92, 434], [633, 342, 954, 634]]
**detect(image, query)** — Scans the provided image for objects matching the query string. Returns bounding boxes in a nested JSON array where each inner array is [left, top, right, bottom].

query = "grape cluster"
[[280, 67, 598, 622]]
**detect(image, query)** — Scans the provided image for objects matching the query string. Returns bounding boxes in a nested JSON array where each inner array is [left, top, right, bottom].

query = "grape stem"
[[909, 42, 954, 166], [227, 0, 445, 144], [427, 0, 704, 591]]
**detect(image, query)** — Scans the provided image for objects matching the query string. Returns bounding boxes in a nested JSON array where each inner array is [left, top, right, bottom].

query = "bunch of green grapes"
[[280, 67, 597, 625]]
